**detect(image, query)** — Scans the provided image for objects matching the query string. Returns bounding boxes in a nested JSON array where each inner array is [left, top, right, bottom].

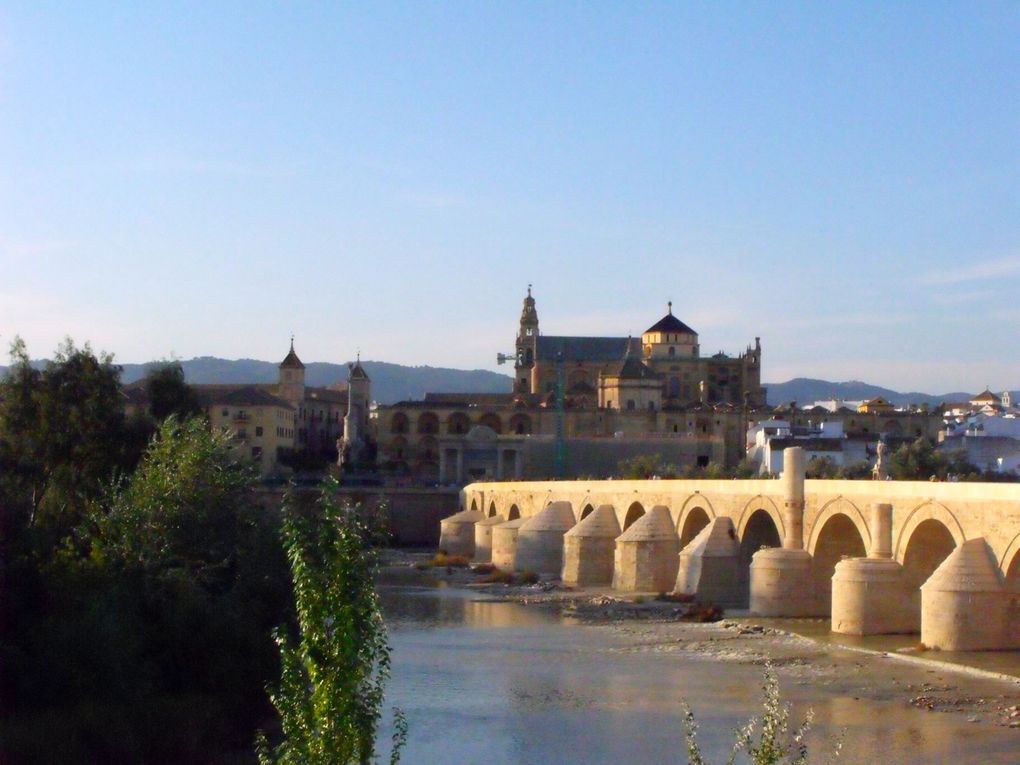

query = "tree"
[[887, 437, 980, 481], [617, 454, 678, 479], [2, 415, 293, 763], [143, 361, 203, 422], [805, 456, 839, 479], [0, 337, 129, 554], [257, 478, 405, 765]]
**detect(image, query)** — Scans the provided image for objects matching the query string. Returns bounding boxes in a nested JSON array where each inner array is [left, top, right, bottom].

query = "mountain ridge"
[[1, 358, 1012, 408]]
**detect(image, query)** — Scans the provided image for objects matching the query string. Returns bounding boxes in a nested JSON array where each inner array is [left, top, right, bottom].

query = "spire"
[[667, 300, 672, 315], [280, 337, 305, 369]]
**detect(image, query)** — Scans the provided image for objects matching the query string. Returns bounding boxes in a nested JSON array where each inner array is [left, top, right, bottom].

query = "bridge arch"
[[898, 505, 961, 592], [470, 498, 478, 513], [999, 533, 1020, 590], [807, 497, 871, 557], [736, 495, 785, 543], [488, 500, 498, 518], [808, 501, 869, 613], [623, 501, 645, 530], [737, 508, 783, 606], [580, 501, 596, 521], [679, 506, 712, 549], [508, 504, 521, 521], [893, 501, 965, 565]]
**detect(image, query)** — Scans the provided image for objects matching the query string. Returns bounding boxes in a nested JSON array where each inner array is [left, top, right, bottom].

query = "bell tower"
[[515, 285, 539, 393], [278, 337, 305, 405]]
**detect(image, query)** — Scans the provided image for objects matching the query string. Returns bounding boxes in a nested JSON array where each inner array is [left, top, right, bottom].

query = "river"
[[379, 567, 1020, 765]]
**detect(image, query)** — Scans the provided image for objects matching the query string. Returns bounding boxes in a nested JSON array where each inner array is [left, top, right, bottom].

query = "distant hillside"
[[0, 357, 513, 405], [3, 359, 1012, 409], [763, 378, 1005, 408]]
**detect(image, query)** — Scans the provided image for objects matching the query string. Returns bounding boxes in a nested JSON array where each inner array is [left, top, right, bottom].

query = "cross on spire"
[[667, 300, 672, 315]]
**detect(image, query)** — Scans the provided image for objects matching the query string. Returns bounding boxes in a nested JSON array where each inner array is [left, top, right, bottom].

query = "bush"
[[477, 568, 516, 585], [518, 571, 540, 585], [682, 663, 842, 765]]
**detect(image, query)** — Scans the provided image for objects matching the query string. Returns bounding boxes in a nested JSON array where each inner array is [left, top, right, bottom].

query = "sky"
[[0, 3, 1017, 393]]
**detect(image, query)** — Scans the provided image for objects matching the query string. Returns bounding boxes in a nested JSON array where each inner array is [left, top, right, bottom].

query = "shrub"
[[472, 563, 497, 575], [682, 663, 842, 765], [518, 571, 540, 585], [431, 552, 469, 568]]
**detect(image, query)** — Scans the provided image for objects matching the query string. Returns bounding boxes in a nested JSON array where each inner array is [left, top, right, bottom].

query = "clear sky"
[[1, 3, 1016, 393]]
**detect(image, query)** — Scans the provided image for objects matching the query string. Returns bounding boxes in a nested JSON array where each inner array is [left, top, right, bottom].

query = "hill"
[[0, 356, 514, 405], [763, 378, 991, 408], [3, 358, 1012, 409]]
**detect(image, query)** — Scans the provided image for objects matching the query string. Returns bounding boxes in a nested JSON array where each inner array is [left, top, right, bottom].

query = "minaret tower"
[[515, 284, 539, 393]]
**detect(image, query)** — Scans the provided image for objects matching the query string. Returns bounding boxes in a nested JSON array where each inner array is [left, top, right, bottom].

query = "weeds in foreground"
[[430, 552, 470, 568], [682, 663, 842, 765]]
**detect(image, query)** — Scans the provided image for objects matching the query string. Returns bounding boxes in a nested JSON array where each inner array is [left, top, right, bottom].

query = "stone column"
[[750, 446, 818, 616], [439, 448, 448, 484], [455, 448, 464, 484], [831, 502, 914, 635], [869, 503, 893, 559], [781, 446, 805, 550]]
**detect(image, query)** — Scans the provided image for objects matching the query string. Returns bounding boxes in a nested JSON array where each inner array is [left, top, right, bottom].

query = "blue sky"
[[1, 3, 1016, 392]]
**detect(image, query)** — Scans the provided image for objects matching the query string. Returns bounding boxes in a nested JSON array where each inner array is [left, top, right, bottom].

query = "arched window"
[[626, 399, 636, 410], [668, 346, 676, 357]]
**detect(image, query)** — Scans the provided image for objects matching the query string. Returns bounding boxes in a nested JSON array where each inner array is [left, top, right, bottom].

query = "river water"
[[379, 568, 1020, 765]]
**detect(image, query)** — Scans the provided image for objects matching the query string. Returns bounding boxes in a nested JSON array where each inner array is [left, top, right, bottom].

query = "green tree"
[[887, 437, 980, 481], [2, 415, 292, 763], [257, 478, 405, 765], [805, 456, 839, 479], [0, 337, 131, 559], [617, 453, 678, 479], [143, 361, 204, 422]]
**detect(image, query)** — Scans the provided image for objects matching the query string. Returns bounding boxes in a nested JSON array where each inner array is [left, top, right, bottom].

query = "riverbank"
[[385, 550, 1020, 736]]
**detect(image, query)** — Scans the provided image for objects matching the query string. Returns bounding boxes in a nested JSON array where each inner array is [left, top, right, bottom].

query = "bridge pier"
[[750, 447, 821, 616], [921, 538, 1020, 651], [612, 505, 679, 592], [831, 503, 916, 635], [562, 505, 620, 586], [674, 517, 742, 607], [514, 501, 575, 575], [492, 517, 526, 570], [438, 509, 485, 557], [473, 514, 506, 563]]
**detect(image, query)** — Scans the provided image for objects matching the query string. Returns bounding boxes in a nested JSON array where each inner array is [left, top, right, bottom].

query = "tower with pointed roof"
[[642, 302, 699, 360], [514, 285, 540, 393], [343, 354, 372, 453], [278, 337, 306, 405]]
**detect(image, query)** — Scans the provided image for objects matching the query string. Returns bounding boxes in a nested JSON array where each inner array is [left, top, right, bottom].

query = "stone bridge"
[[442, 448, 1020, 652]]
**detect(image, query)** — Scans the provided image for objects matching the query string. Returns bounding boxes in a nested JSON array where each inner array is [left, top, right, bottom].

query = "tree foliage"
[[887, 437, 980, 481], [0, 338, 131, 550], [257, 478, 405, 765]]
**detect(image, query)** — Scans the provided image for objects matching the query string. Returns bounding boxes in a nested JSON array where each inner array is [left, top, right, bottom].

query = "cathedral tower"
[[515, 285, 539, 393]]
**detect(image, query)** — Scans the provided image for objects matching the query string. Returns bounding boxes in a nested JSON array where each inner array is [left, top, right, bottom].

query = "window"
[[255, 426, 263, 437], [238, 429, 247, 439], [222, 408, 229, 417], [525, 327, 533, 336], [252, 446, 263, 459], [669, 346, 676, 357], [626, 399, 636, 410]]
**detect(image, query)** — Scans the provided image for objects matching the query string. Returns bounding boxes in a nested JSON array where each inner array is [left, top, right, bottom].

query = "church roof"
[[644, 306, 697, 336], [279, 340, 305, 370], [605, 355, 660, 381], [970, 389, 1001, 404], [535, 335, 640, 362], [348, 360, 370, 381]]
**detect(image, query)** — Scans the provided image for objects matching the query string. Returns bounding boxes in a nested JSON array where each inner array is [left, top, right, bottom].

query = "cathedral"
[[513, 286, 766, 410], [373, 288, 769, 484]]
